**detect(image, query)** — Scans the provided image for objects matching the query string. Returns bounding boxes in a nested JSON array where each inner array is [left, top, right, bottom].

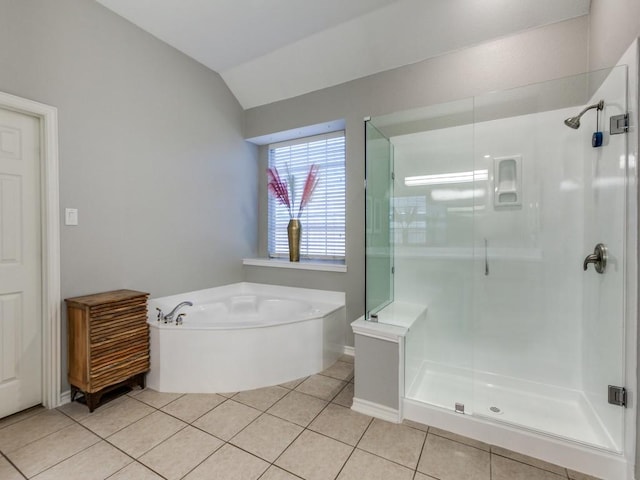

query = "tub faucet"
[[158, 301, 193, 323]]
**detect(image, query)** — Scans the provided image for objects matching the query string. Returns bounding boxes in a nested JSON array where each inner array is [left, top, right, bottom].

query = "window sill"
[[243, 258, 347, 273]]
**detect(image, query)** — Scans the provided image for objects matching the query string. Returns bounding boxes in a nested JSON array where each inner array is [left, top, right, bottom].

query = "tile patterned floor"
[[0, 355, 601, 480]]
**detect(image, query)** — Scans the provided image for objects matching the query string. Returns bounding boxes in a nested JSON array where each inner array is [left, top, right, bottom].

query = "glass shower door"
[[365, 121, 393, 317], [580, 65, 627, 452], [471, 66, 628, 451]]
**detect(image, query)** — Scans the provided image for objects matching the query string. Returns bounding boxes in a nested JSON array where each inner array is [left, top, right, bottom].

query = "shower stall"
[[363, 63, 637, 478]]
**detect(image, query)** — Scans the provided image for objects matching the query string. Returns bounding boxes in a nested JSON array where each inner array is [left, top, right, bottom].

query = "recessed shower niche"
[[493, 155, 521, 207]]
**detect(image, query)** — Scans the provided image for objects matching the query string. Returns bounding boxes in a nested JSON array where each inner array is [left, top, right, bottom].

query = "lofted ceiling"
[[96, 0, 591, 109]]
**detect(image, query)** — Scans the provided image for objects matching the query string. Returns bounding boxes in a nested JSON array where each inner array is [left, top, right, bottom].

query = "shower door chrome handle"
[[583, 243, 607, 274]]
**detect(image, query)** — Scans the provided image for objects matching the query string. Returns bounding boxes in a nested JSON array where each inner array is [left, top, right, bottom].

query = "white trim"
[[342, 345, 354, 357], [243, 258, 347, 272], [59, 390, 71, 406], [0, 92, 61, 410], [351, 318, 408, 342], [403, 398, 627, 480], [352, 397, 402, 423]]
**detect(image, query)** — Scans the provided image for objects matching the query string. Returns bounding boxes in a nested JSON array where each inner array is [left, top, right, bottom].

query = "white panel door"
[[0, 107, 41, 418]]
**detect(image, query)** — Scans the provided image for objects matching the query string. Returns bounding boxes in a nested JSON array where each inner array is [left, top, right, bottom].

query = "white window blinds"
[[268, 131, 346, 260]]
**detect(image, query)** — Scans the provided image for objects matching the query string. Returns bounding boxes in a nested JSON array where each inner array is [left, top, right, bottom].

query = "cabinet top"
[[65, 289, 149, 308]]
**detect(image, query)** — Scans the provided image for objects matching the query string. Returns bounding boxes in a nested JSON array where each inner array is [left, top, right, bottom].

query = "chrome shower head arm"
[[575, 100, 604, 119], [564, 100, 604, 129]]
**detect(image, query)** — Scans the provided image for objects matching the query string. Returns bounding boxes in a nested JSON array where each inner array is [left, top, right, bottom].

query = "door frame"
[[0, 91, 61, 410]]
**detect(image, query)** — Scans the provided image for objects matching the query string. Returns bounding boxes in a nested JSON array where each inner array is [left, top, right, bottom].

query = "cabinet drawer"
[[91, 338, 148, 367], [91, 322, 148, 345], [89, 297, 147, 316], [89, 356, 149, 391], [90, 316, 147, 343], [91, 304, 147, 322]]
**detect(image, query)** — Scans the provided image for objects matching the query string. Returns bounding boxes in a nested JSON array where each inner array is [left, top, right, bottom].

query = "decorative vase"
[[287, 219, 301, 262]]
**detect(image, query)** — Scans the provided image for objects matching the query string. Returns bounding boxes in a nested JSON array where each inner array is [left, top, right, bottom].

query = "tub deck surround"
[[147, 283, 345, 393]]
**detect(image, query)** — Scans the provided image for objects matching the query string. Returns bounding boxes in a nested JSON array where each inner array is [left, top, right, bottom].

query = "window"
[[268, 131, 346, 260]]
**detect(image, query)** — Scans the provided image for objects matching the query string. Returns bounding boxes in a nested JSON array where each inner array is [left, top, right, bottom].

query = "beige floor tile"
[[417, 433, 490, 480], [0, 409, 73, 453], [429, 426, 489, 451], [414, 473, 438, 480], [275, 430, 353, 480], [161, 393, 225, 423], [295, 375, 346, 401], [231, 413, 303, 462], [57, 400, 100, 422], [0, 405, 45, 429], [232, 386, 289, 411], [107, 410, 186, 458], [332, 383, 354, 408], [260, 465, 300, 480], [358, 418, 426, 469], [139, 425, 223, 480], [567, 469, 602, 480], [320, 361, 354, 381], [279, 377, 308, 390], [0, 456, 25, 480], [492, 445, 567, 475], [58, 395, 130, 423], [7, 423, 100, 477], [309, 403, 371, 446], [337, 448, 414, 480], [108, 461, 164, 479], [192, 399, 261, 440], [134, 388, 183, 409], [80, 396, 154, 437], [184, 443, 268, 480], [402, 419, 429, 433], [259, 465, 302, 479], [218, 391, 238, 398], [31, 441, 132, 480], [127, 385, 144, 396], [492, 454, 567, 480], [338, 354, 354, 364], [267, 391, 328, 427]]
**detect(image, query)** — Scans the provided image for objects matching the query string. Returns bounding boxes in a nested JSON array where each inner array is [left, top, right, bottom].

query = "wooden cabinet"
[[65, 289, 150, 411]]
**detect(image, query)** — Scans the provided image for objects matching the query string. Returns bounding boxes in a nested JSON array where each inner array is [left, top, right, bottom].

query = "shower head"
[[564, 100, 604, 129], [563, 116, 582, 129]]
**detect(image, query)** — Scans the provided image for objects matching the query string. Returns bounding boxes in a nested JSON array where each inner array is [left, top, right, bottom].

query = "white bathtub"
[[146, 282, 345, 393]]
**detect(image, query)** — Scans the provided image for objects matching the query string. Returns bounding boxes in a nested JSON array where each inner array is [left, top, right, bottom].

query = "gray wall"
[[0, 0, 258, 391], [244, 16, 590, 345]]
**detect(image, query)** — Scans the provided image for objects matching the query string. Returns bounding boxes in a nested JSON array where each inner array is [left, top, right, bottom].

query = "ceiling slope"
[[96, 0, 590, 109]]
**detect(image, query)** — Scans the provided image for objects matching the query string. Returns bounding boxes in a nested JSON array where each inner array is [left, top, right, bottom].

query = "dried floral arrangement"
[[267, 164, 319, 219]]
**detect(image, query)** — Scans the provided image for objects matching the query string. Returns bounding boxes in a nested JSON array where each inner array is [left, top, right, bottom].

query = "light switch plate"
[[65, 208, 78, 226]]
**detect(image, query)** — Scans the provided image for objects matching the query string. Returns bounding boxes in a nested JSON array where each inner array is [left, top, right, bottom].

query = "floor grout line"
[[3, 358, 591, 480]]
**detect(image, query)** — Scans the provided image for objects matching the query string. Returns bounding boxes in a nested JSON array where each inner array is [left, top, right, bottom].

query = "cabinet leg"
[[70, 386, 79, 402], [86, 392, 101, 413]]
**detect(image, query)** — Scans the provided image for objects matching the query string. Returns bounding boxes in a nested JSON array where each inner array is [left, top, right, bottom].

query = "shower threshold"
[[405, 361, 618, 452]]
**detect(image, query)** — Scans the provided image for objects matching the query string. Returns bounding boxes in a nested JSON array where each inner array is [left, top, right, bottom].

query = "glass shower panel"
[[373, 100, 476, 411], [471, 67, 626, 451], [365, 121, 394, 317], [581, 65, 627, 452]]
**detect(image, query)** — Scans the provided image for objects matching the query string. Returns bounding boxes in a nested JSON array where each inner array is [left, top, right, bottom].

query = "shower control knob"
[[583, 243, 607, 274]]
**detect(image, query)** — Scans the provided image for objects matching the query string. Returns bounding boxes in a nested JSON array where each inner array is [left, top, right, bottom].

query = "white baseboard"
[[59, 390, 71, 406], [342, 345, 355, 357], [352, 397, 401, 423]]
